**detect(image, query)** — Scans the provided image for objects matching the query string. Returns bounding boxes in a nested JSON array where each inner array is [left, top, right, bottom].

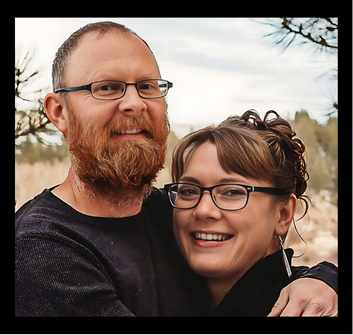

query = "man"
[[15, 21, 337, 316]]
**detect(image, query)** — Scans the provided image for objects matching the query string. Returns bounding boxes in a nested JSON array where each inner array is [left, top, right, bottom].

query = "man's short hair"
[[52, 21, 155, 92]]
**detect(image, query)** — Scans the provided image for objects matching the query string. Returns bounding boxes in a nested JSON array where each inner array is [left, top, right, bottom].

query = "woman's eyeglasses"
[[164, 182, 285, 211]]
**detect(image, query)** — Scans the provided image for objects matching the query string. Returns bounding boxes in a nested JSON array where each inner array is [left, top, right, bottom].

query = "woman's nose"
[[193, 192, 222, 221], [118, 85, 147, 116]]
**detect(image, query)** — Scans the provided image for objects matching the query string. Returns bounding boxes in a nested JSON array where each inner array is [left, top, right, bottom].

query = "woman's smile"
[[190, 230, 235, 247]]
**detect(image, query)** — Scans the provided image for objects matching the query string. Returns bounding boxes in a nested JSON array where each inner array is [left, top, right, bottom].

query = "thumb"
[[267, 287, 290, 317]]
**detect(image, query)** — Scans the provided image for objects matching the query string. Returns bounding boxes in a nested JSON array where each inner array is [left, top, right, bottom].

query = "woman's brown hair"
[[171, 110, 310, 218]]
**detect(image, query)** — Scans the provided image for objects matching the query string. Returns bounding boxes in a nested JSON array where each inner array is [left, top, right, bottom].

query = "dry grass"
[[15, 159, 171, 209], [15, 159, 71, 208]]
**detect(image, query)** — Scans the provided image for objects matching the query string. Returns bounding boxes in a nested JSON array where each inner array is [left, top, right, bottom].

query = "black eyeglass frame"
[[54, 79, 173, 100], [164, 182, 286, 211]]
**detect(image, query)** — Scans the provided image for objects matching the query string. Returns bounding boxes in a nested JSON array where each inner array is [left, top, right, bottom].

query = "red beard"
[[65, 111, 169, 198]]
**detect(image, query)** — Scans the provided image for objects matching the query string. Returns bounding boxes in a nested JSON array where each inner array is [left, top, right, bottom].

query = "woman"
[[164, 110, 337, 316]]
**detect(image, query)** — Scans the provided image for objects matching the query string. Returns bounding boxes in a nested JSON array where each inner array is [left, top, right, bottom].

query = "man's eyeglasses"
[[54, 79, 173, 100], [164, 182, 285, 211]]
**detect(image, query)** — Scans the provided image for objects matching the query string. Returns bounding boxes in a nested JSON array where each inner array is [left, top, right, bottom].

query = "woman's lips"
[[190, 230, 234, 248]]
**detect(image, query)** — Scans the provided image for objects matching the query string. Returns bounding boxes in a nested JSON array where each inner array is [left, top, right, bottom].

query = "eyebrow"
[[178, 176, 200, 184], [90, 73, 160, 83], [219, 177, 248, 184], [179, 176, 248, 185]]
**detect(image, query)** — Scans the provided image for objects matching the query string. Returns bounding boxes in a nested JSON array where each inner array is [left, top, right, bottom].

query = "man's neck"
[[52, 168, 144, 218]]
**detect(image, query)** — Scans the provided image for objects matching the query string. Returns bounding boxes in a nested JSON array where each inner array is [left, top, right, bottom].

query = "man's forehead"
[[66, 31, 159, 84]]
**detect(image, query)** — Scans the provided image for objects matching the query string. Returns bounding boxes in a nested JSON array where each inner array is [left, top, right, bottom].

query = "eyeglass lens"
[[91, 80, 168, 99], [168, 184, 249, 210]]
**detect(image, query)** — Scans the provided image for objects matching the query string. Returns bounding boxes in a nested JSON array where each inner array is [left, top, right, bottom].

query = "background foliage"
[[290, 110, 337, 204]]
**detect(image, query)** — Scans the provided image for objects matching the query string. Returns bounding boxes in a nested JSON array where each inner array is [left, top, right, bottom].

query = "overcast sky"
[[15, 18, 337, 134]]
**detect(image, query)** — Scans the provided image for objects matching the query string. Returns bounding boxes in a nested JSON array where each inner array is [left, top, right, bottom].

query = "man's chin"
[[74, 169, 156, 200]]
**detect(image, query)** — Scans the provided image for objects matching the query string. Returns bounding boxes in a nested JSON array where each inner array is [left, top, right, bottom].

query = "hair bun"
[[241, 110, 310, 217]]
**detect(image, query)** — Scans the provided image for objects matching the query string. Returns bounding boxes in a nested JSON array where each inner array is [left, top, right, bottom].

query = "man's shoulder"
[[141, 187, 174, 241], [142, 187, 172, 217], [15, 188, 78, 238], [144, 187, 168, 205]]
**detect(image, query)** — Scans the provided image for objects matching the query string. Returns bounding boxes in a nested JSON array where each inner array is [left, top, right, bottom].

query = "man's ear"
[[274, 194, 297, 236], [44, 93, 68, 134]]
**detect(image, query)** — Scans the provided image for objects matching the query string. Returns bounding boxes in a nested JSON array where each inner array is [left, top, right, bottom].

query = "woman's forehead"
[[182, 141, 273, 188]]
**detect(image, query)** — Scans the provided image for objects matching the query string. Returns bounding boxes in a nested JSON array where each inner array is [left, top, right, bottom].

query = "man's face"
[[62, 31, 169, 197]]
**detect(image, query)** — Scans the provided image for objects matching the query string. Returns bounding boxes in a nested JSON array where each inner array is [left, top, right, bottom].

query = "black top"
[[15, 187, 338, 316], [210, 249, 293, 316]]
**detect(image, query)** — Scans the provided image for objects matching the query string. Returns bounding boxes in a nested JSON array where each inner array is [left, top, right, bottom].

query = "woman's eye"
[[227, 189, 242, 196], [221, 188, 246, 198], [179, 188, 198, 196]]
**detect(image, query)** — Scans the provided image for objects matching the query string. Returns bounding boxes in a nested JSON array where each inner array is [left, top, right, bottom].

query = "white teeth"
[[123, 129, 143, 134], [194, 232, 230, 241]]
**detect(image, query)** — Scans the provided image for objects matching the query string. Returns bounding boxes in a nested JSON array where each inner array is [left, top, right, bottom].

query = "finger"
[[267, 288, 290, 317], [279, 297, 309, 316], [279, 302, 304, 316]]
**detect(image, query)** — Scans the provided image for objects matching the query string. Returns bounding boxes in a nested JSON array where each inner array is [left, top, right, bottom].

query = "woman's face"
[[173, 141, 286, 282]]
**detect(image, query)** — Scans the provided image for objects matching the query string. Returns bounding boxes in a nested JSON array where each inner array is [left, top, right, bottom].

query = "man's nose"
[[193, 192, 222, 221], [118, 85, 146, 115]]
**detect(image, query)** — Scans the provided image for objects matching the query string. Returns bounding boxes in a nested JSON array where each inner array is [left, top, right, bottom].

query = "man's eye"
[[140, 84, 153, 90], [93, 83, 125, 96], [100, 85, 111, 91]]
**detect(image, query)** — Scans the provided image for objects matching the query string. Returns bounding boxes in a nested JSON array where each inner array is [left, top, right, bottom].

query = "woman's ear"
[[44, 93, 68, 134], [274, 194, 297, 236]]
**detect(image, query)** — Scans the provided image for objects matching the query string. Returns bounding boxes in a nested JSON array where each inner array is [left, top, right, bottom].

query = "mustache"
[[107, 115, 155, 138]]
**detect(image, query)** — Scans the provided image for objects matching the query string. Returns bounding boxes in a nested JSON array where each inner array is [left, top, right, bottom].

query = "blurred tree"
[[15, 136, 68, 165], [260, 18, 338, 116], [15, 51, 58, 150], [290, 109, 337, 204], [165, 131, 179, 169]]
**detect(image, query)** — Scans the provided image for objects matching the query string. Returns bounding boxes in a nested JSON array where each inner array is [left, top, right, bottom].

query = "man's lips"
[[111, 128, 151, 138], [115, 128, 144, 135]]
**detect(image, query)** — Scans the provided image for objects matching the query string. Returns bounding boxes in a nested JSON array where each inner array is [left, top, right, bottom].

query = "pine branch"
[[280, 18, 337, 50]]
